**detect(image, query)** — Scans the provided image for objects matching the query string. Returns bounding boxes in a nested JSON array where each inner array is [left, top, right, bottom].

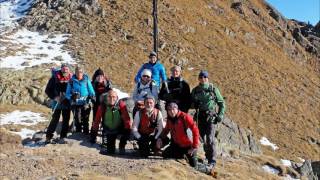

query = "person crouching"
[[156, 102, 200, 168], [90, 89, 131, 155], [132, 96, 164, 157]]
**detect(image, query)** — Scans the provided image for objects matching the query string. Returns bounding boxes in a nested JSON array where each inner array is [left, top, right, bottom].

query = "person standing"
[[45, 64, 72, 143], [91, 68, 112, 122], [159, 65, 192, 113], [191, 70, 226, 168], [134, 51, 167, 88], [65, 65, 95, 134]]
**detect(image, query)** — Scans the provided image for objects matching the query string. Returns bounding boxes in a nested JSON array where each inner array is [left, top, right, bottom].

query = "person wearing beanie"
[[132, 69, 159, 117], [91, 68, 112, 124], [44, 64, 73, 143], [156, 102, 200, 168], [65, 65, 96, 134], [191, 70, 226, 169], [159, 65, 192, 113], [132, 95, 164, 157], [134, 51, 167, 87]]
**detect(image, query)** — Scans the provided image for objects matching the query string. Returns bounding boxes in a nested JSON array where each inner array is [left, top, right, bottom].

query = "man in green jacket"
[[191, 70, 225, 169]]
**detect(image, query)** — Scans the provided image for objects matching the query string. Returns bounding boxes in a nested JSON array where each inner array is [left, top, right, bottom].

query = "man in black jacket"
[[44, 64, 72, 143], [159, 65, 192, 113]]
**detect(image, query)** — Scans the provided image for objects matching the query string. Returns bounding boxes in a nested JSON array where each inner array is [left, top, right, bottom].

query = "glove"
[[61, 98, 70, 106], [89, 96, 96, 104], [214, 115, 223, 124]]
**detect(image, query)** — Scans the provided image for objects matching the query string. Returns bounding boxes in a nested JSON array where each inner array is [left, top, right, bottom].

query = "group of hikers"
[[44, 51, 226, 174]]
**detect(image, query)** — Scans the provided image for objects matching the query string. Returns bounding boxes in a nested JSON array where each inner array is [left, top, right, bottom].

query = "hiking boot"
[[45, 138, 52, 144], [119, 148, 126, 155], [99, 146, 108, 155], [58, 138, 67, 144]]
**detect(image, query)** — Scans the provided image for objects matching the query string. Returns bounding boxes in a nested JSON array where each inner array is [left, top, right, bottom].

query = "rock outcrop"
[[19, 0, 104, 33]]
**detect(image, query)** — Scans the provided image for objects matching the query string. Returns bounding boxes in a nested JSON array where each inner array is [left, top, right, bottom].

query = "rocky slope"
[[0, 0, 320, 179]]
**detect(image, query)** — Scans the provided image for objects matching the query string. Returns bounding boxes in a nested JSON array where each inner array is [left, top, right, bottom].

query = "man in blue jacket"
[[134, 51, 167, 87], [66, 65, 95, 134]]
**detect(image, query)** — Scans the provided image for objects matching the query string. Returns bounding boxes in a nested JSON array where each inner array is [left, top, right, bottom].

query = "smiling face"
[[107, 90, 118, 106], [75, 69, 84, 80], [61, 66, 70, 77], [172, 68, 181, 78], [198, 76, 209, 84], [96, 75, 104, 83], [167, 106, 178, 118], [149, 55, 157, 64], [144, 98, 155, 111]]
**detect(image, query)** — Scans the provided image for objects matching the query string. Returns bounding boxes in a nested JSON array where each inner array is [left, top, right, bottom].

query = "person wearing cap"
[[45, 64, 73, 143], [91, 68, 112, 123], [132, 69, 159, 117], [90, 89, 131, 154], [159, 65, 192, 113], [134, 51, 167, 87], [65, 65, 95, 134], [156, 102, 200, 168], [191, 70, 226, 168], [132, 96, 164, 157]]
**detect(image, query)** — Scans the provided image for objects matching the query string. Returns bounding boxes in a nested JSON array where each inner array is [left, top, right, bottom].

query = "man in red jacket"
[[90, 89, 131, 155], [156, 102, 200, 168]]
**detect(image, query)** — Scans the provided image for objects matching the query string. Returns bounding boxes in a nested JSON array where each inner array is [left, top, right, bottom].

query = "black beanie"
[[95, 68, 104, 76]]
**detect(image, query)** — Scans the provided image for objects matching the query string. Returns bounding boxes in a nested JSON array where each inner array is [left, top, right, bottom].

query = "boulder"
[[296, 160, 318, 180], [231, 2, 244, 15]]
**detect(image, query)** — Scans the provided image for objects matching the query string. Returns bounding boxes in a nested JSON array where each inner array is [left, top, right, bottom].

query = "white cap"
[[141, 69, 152, 78]]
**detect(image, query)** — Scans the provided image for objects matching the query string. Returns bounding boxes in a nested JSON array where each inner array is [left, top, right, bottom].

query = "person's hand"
[[187, 148, 197, 155], [215, 116, 223, 124], [54, 96, 60, 103], [156, 138, 163, 149]]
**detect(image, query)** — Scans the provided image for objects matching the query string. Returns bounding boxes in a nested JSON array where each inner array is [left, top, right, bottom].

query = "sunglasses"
[[199, 76, 208, 79], [142, 75, 151, 78]]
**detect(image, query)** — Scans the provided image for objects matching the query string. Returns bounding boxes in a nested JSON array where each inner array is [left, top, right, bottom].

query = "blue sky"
[[266, 0, 320, 25]]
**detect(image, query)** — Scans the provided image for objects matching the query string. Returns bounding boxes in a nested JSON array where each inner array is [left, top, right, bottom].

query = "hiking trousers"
[[137, 134, 157, 157], [101, 128, 130, 154], [162, 142, 198, 168], [73, 105, 91, 134], [197, 111, 217, 164], [46, 108, 71, 139]]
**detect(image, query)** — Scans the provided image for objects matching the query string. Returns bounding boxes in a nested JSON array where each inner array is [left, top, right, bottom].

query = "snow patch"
[[0, 110, 47, 126], [11, 128, 35, 139], [262, 165, 279, 175], [187, 67, 194, 71], [0, 0, 76, 70], [280, 159, 292, 167], [260, 137, 279, 150], [114, 88, 130, 100]]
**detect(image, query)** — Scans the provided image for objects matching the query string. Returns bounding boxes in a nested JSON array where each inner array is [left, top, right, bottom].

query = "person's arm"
[[119, 101, 131, 129], [134, 64, 145, 83], [214, 87, 226, 120], [132, 84, 139, 102], [132, 111, 141, 139], [65, 80, 72, 100], [160, 64, 167, 82], [87, 78, 96, 97], [186, 115, 200, 149], [155, 111, 164, 139], [152, 85, 159, 101], [91, 105, 103, 133]]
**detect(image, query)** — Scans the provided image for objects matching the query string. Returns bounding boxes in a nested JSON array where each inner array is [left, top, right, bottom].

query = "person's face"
[[144, 99, 155, 110], [96, 75, 104, 83], [167, 107, 178, 118], [61, 67, 70, 76], [172, 69, 181, 78], [141, 74, 151, 83], [198, 76, 209, 84], [107, 92, 118, 106], [149, 56, 157, 64], [76, 70, 84, 80]]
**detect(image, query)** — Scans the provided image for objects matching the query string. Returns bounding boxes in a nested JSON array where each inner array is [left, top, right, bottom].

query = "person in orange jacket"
[[156, 102, 200, 168]]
